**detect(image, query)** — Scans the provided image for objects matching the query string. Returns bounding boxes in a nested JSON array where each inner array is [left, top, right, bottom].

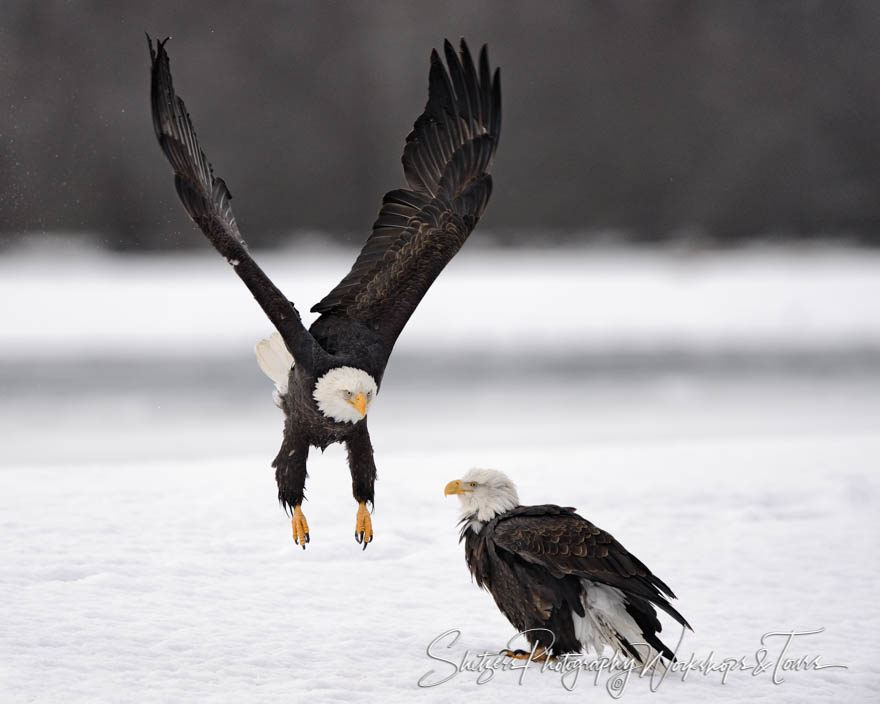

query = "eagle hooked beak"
[[444, 479, 472, 496], [347, 392, 367, 417]]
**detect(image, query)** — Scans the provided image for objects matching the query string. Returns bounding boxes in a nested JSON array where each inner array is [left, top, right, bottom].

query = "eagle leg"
[[292, 505, 310, 549], [354, 502, 373, 549], [500, 648, 554, 662]]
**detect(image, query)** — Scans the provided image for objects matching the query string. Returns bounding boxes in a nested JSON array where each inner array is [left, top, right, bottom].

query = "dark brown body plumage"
[[148, 37, 500, 524], [462, 505, 691, 660]]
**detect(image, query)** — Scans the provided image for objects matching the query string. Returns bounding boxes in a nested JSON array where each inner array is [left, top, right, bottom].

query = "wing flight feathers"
[[311, 39, 501, 349], [148, 36, 316, 362]]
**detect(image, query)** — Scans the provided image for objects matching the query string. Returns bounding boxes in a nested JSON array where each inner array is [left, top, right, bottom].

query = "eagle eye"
[[344, 390, 353, 399], [469, 482, 478, 488]]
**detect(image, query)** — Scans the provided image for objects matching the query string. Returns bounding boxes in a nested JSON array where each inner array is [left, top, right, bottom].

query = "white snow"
[[1, 245, 877, 701], [3, 244, 880, 359]]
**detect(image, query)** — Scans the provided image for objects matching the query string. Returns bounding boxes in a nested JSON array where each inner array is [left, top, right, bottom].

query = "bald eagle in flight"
[[445, 470, 691, 663], [148, 37, 500, 549]]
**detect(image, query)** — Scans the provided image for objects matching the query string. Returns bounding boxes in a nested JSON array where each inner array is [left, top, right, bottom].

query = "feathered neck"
[[458, 515, 485, 540], [457, 505, 520, 539]]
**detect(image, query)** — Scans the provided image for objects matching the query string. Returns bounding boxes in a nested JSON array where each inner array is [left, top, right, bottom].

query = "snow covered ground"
[[4, 242, 880, 360], [1, 245, 878, 701]]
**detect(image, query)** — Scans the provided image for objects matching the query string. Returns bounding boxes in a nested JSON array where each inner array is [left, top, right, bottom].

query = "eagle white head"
[[444, 468, 521, 522], [313, 366, 378, 424]]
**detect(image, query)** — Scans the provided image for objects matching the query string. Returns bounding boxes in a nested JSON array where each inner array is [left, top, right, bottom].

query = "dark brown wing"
[[490, 506, 692, 630], [311, 39, 501, 350], [148, 36, 319, 364]]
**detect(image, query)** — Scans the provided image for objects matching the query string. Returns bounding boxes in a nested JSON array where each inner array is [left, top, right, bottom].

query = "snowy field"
[[4, 241, 880, 360], [1, 245, 879, 702]]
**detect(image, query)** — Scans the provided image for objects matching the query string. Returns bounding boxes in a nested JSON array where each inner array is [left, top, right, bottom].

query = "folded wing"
[[491, 507, 692, 630]]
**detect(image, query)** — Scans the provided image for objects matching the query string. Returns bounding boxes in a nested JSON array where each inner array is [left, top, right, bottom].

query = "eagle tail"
[[574, 580, 679, 668], [623, 595, 679, 665], [255, 331, 294, 399]]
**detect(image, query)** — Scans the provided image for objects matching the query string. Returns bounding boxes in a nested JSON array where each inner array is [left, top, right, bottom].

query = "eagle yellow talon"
[[292, 505, 310, 549], [355, 502, 373, 549], [501, 647, 553, 662]]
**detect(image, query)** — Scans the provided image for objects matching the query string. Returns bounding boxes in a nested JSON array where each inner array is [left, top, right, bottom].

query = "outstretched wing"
[[147, 36, 318, 364], [490, 506, 692, 630], [311, 39, 501, 349]]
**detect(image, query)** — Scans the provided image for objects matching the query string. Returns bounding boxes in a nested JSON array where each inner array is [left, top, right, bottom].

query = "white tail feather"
[[254, 331, 293, 394], [572, 580, 667, 670]]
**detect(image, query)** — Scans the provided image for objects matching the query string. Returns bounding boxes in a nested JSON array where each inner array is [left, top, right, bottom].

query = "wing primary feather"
[[459, 40, 482, 128], [443, 39, 473, 133], [491, 68, 502, 141], [479, 45, 492, 131]]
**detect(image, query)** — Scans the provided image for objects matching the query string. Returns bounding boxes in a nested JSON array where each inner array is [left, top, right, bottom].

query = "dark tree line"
[[2, 0, 880, 249]]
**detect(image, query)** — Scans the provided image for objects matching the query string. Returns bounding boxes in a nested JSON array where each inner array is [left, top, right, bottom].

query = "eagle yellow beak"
[[444, 479, 470, 496], [347, 392, 367, 416]]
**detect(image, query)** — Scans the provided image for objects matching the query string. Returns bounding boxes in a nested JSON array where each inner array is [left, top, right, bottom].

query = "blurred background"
[[3, 0, 880, 248], [2, 0, 880, 466]]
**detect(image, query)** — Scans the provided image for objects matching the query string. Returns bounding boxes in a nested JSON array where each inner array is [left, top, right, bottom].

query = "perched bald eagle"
[[445, 470, 691, 663], [148, 37, 500, 549]]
